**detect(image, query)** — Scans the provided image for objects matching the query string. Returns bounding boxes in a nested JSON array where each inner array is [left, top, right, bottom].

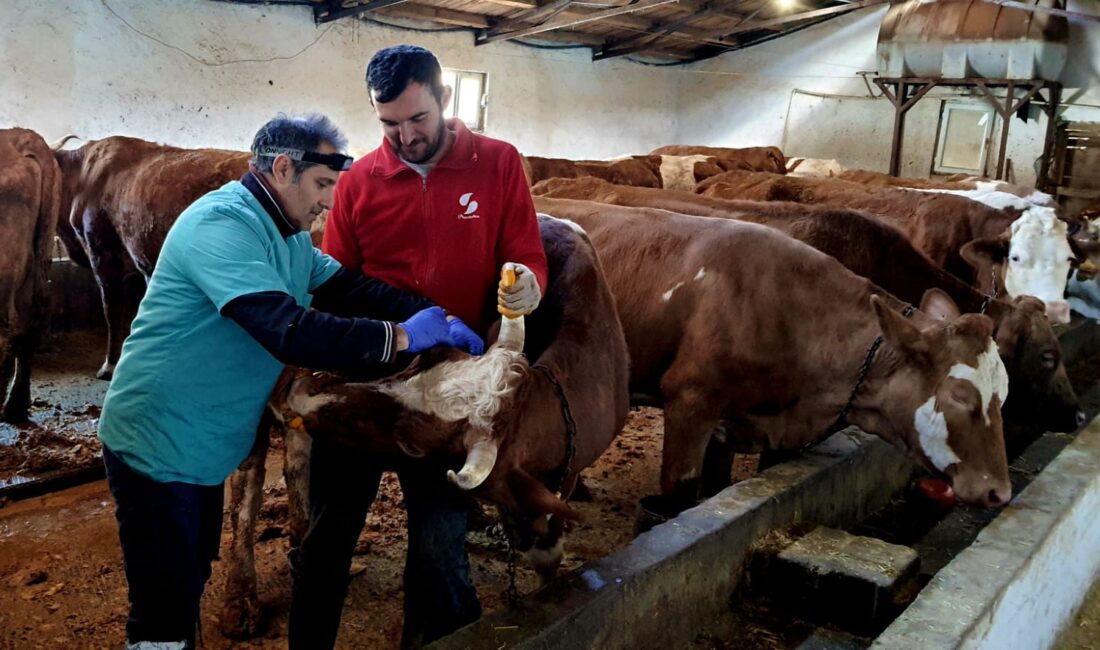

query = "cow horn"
[[497, 314, 525, 352], [447, 437, 499, 490], [48, 134, 80, 151]]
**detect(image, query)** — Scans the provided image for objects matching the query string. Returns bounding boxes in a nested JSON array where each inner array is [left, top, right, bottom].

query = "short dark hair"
[[250, 113, 348, 176], [366, 45, 445, 104]]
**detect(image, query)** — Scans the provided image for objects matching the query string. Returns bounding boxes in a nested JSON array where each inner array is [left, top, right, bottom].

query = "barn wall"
[[0, 0, 683, 159], [672, 3, 1100, 185]]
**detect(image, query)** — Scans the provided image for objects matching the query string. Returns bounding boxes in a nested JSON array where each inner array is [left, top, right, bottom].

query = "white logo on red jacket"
[[458, 192, 480, 220]]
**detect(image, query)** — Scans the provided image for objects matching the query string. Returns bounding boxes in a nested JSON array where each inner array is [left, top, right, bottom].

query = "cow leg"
[[2, 337, 32, 422], [283, 426, 312, 548], [81, 210, 128, 380], [525, 515, 567, 586], [659, 385, 725, 512], [219, 415, 271, 639], [0, 341, 15, 422], [700, 430, 735, 497]]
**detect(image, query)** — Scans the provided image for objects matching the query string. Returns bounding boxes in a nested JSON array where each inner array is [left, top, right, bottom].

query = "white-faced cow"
[[219, 216, 630, 637], [697, 170, 1075, 324], [534, 196, 1012, 512]]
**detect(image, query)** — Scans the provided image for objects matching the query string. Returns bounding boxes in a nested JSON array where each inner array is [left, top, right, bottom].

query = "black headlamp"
[[255, 146, 353, 172]]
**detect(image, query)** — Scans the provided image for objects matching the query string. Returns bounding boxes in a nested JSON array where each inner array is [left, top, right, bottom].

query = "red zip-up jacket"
[[323, 119, 548, 335]]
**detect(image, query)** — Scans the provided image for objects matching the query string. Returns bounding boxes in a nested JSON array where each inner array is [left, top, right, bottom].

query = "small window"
[[441, 69, 487, 132], [934, 102, 995, 175]]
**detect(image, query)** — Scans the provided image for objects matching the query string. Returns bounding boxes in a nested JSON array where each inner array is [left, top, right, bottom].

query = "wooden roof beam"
[[373, 4, 491, 28], [476, 0, 680, 45], [720, 0, 892, 37], [592, 0, 750, 59], [314, 0, 409, 24]]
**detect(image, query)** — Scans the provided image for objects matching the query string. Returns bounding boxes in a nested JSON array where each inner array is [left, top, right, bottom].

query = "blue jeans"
[[288, 441, 481, 649], [103, 445, 224, 648]]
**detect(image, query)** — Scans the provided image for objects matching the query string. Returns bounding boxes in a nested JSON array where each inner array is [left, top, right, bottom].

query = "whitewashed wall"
[[3, 0, 1099, 178], [673, 2, 1100, 185], [0, 0, 683, 159]]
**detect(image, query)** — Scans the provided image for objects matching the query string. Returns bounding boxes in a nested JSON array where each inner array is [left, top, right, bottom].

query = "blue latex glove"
[[447, 316, 485, 356], [399, 306, 451, 353]]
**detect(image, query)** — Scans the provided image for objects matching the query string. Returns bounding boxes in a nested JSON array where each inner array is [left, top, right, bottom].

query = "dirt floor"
[[0, 329, 667, 648], [0, 331, 107, 486]]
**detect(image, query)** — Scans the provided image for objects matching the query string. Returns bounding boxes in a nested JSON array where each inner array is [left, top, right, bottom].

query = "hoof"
[[0, 403, 29, 423], [219, 596, 263, 639], [95, 364, 114, 381]]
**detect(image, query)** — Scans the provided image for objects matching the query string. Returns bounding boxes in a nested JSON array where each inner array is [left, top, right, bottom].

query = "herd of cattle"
[[1, 127, 1096, 637]]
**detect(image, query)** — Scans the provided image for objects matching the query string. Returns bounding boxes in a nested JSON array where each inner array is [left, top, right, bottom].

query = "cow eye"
[[1010, 255, 1021, 263]]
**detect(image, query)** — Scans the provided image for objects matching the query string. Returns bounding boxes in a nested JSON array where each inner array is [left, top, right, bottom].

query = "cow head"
[[993, 295, 1083, 433], [960, 207, 1073, 324], [870, 291, 1010, 508]]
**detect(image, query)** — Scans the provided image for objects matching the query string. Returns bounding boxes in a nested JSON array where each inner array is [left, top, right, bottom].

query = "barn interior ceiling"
[[214, 0, 896, 64]]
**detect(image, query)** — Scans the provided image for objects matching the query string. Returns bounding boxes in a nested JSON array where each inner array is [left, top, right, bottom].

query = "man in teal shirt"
[[98, 113, 484, 650]]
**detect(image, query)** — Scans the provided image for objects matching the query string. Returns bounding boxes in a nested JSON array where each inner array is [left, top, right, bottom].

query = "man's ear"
[[271, 153, 293, 185], [440, 84, 453, 110]]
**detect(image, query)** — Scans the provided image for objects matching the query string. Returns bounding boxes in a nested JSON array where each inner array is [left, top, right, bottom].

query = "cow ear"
[[1069, 237, 1100, 266], [919, 288, 961, 322], [961, 237, 1010, 269], [872, 295, 927, 356]]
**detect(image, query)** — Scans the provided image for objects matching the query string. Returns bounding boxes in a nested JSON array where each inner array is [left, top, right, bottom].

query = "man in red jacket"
[[289, 45, 548, 649]]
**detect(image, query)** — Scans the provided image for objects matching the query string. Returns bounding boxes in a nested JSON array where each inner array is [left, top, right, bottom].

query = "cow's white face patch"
[[946, 340, 1009, 425], [287, 391, 343, 417], [1003, 208, 1072, 322], [913, 339, 1008, 471], [662, 281, 685, 301], [659, 154, 709, 192], [915, 396, 960, 471], [379, 347, 527, 429]]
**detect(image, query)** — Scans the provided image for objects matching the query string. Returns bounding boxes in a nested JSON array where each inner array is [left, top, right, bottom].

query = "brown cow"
[[534, 196, 1012, 512], [697, 170, 1075, 324], [220, 215, 630, 635], [649, 145, 787, 175], [0, 129, 59, 421], [531, 177, 1083, 434], [53, 136, 250, 379], [522, 155, 662, 188]]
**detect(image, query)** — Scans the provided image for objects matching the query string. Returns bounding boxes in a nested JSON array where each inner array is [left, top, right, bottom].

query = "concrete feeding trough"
[[432, 322, 1100, 649]]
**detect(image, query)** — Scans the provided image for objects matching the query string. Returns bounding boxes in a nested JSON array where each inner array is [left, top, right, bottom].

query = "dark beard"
[[399, 118, 447, 164]]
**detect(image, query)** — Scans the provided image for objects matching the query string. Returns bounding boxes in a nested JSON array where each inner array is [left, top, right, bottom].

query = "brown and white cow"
[[839, 169, 1056, 208], [219, 216, 630, 636], [530, 177, 1083, 434], [697, 170, 1075, 324], [53, 136, 250, 379], [534, 196, 1012, 512], [0, 129, 60, 421], [648, 144, 787, 175]]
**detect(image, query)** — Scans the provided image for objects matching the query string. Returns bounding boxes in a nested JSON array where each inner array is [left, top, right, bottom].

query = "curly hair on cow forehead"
[[250, 113, 348, 177], [366, 44, 446, 105]]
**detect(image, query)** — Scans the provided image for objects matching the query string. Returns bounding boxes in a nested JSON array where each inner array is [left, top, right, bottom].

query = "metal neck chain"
[[533, 364, 578, 495], [831, 304, 917, 433], [499, 364, 577, 607], [505, 542, 520, 605], [978, 268, 999, 315]]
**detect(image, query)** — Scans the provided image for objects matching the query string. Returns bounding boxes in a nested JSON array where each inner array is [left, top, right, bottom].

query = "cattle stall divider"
[[872, 77, 1062, 188]]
